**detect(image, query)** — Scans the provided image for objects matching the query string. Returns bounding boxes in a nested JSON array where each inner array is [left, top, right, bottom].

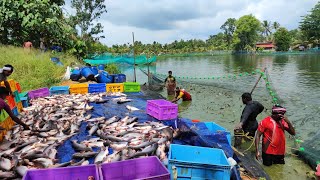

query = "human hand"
[[255, 151, 261, 161], [234, 123, 243, 130]]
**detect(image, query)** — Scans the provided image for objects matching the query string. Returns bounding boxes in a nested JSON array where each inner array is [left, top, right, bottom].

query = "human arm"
[[3, 103, 29, 130], [171, 91, 184, 103], [255, 130, 263, 160], [4, 80, 13, 95], [235, 106, 252, 130], [283, 117, 295, 135]]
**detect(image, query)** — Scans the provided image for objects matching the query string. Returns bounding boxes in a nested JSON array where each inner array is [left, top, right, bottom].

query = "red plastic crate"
[[16, 82, 21, 93], [28, 88, 50, 99], [147, 99, 178, 120], [5, 95, 15, 109]]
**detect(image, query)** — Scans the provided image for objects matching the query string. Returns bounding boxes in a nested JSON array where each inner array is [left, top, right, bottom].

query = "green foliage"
[[274, 27, 291, 51], [300, 2, 320, 42], [232, 14, 262, 51], [220, 18, 236, 48], [105, 64, 121, 74], [0, 46, 77, 91], [261, 20, 272, 37]]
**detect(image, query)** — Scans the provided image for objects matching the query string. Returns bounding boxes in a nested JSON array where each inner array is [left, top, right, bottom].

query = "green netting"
[[84, 53, 157, 65]]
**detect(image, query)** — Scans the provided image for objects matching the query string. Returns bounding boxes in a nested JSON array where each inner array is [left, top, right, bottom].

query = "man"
[[255, 105, 295, 166], [234, 93, 264, 145], [172, 87, 192, 103], [164, 71, 176, 95], [0, 65, 14, 96]]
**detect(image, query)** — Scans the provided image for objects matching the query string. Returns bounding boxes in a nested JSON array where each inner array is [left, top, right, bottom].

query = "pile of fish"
[[0, 92, 177, 179]]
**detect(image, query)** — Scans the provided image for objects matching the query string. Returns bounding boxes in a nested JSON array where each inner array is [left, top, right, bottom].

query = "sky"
[[64, 0, 319, 46]]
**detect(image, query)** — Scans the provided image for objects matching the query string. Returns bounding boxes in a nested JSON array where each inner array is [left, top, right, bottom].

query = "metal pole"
[[132, 32, 136, 82]]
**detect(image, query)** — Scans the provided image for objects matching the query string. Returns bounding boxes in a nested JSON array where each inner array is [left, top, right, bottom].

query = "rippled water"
[[122, 54, 320, 179]]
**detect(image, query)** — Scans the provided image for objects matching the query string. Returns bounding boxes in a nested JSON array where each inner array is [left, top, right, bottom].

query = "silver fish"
[[88, 125, 99, 136], [0, 170, 16, 178], [16, 166, 29, 177], [33, 158, 54, 168], [0, 157, 12, 171], [71, 140, 92, 152], [110, 142, 128, 151], [104, 151, 121, 163], [72, 152, 99, 159], [94, 147, 109, 164], [129, 143, 159, 159]]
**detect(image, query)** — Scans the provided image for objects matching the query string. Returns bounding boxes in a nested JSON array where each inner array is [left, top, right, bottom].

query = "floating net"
[[84, 53, 157, 65]]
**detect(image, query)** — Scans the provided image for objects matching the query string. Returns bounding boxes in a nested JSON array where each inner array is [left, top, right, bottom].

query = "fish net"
[[297, 131, 320, 169], [84, 53, 157, 65]]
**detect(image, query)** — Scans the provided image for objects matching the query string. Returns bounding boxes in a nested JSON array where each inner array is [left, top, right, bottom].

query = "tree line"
[[1, 1, 319, 58]]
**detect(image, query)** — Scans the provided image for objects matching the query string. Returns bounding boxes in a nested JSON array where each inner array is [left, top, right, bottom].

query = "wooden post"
[[132, 32, 136, 82], [250, 67, 266, 94]]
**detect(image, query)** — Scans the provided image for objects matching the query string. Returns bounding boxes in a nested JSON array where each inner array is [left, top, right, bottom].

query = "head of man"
[[2, 64, 14, 77], [168, 71, 172, 77], [175, 87, 180, 95], [241, 92, 252, 105], [271, 105, 287, 121], [0, 87, 9, 99]]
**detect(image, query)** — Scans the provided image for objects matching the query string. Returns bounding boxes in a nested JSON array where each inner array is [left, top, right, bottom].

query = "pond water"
[[121, 54, 320, 179]]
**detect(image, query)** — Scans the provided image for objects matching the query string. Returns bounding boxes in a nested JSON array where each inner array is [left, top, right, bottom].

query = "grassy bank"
[[0, 46, 77, 91]]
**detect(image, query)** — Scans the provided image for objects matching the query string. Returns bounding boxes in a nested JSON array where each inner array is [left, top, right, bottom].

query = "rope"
[[234, 131, 255, 153]]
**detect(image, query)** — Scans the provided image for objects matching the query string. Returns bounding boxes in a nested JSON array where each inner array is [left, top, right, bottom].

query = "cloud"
[[64, 0, 319, 46]]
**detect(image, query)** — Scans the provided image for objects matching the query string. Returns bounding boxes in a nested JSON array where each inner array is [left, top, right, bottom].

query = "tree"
[[220, 18, 236, 48], [273, 22, 280, 31], [232, 15, 262, 51], [261, 20, 272, 38], [70, 0, 107, 40], [300, 2, 320, 42], [274, 27, 291, 51]]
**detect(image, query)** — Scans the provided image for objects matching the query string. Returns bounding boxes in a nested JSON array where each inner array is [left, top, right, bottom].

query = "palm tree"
[[273, 22, 280, 31], [262, 20, 272, 38]]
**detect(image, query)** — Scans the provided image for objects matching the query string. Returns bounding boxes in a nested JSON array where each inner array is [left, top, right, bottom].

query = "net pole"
[[250, 67, 266, 94], [132, 32, 136, 82]]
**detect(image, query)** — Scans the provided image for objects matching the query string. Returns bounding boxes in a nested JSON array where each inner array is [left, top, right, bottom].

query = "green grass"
[[0, 45, 78, 91]]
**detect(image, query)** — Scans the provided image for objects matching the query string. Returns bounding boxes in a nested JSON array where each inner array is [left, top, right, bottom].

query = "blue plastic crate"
[[88, 83, 106, 93], [168, 144, 231, 180], [204, 122, 231, 145], [12, 107, 19, 116], [49, 86, 70, 95]]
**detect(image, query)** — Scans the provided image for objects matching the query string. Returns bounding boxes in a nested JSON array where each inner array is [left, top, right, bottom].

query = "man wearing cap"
[[255, 105, 295, 166], [0, 64, 14, 96], [171, 87, 192, 103]]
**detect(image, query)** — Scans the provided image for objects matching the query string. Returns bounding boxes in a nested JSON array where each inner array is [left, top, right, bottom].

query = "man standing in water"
[[164, 71, 176, 95], [234, 93, 264, 146], [255, 105, 295, 166], [172, 87, 192, 103]]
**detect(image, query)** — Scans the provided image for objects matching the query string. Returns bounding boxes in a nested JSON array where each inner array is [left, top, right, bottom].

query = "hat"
[[272, 105, 286, 114]]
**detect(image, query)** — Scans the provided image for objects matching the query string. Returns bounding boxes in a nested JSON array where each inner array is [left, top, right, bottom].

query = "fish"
[[104, 151, 121, 163], [94, 147, 109, 164], [104, 116, 120, 125], [0, 139, 17, 150], [71, 158, 86, 166], [110, 142, 128, 151], [126, 105, 140, 111], [88, 125, 99, 136], [129, 141, 156, 150], [16, 166, 29, 177], [0, 157, 12, 171], [0, 170, 16, 179], [128, 143, 159, 159], [72, 152, 99, 159], [33, 158, 54, 168], [117, 99, 132, 104], [71, 140, 93, 152]]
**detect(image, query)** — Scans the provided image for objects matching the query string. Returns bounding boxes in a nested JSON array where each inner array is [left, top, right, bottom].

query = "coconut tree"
[[273, 22, 280, 31], [261, 20, 272, 40]]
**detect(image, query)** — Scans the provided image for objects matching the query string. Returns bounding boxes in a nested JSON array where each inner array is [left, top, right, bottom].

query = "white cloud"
[[64, 0, 319, 46]]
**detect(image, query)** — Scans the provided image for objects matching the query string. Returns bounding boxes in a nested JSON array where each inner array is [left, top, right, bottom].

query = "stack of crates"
[[1, 79, 19, 116]]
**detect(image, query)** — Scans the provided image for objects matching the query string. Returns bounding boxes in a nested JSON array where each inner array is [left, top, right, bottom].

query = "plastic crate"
[[204, 122, 232, 146], [23, 165, 99, 180], [106, 83, 124, 93], [168, 144, 231, 180], [124, 82, 141, 92], [16, 82, 21, 93], [0, 79, 16, 91], [146, 99, 178, 120], [17, 102, 23, 113], [5, 95, 15, 109], [100, 156, 170, 180], [19, 92, 28, 98], [88, 83, 106, 93], [50, 86, 70, 95], [28, 88, 50, 99], [70, 84, 89, 94], [12, 107, 19, 116], [13, 90, 20, 102]]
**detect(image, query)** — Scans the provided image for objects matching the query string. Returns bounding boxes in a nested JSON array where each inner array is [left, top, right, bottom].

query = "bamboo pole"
[[250, 67, 266, 94], [132, 32, 136, 82]]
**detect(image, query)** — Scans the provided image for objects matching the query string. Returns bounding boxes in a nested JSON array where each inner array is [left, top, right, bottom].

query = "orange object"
[[0, 79, 17, 91], [16, 82, 21, 93], [192, 119, 201, 123], [5, 95, 15, 109]]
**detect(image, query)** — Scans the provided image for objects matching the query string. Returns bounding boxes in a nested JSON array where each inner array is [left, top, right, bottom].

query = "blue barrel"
[[81, 67, 95, 81], [113, 74, 126, 83], [107, 74, 114, 83], [70, 69, 81, 81], [91, 66, 98, 75], [98, 64, 105, 71], [96, 73, 112, 83]]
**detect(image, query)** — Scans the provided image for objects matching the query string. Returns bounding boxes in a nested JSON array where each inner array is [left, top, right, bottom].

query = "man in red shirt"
[[255, 105, 295, 166], [171, 87, 192, 103]]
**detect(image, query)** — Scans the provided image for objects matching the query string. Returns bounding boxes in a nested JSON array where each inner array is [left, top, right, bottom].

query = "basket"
[[106, 83, 124, 93], [69, 84, 89, 94], [88, 83, 106, 93], [146, 99, 178, 120], [49, 86, 70, 95], [124, 82, 141, 92], [28, 88, 50, 99]]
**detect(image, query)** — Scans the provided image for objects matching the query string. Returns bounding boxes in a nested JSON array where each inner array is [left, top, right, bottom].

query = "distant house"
[[256, 42, 275, 51]]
